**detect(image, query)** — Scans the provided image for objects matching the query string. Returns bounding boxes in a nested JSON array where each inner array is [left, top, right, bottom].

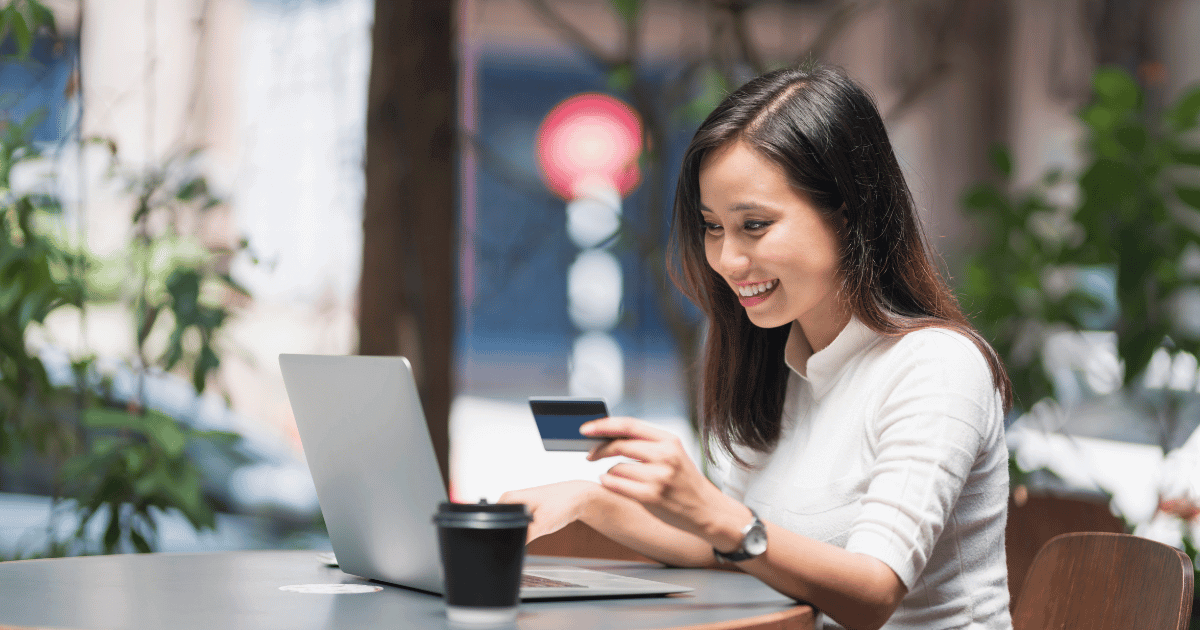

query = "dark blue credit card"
[[529, 397, 610, 451]]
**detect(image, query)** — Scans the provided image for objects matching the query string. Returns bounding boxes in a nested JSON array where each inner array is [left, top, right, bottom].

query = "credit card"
[[529, 397, 610, 452]]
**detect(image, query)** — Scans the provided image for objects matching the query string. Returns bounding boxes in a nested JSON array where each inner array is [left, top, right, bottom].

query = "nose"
[[711, 235, 751, 278]]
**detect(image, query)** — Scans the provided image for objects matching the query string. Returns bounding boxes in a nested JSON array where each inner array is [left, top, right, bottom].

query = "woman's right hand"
[[498, 480, 600, 543]]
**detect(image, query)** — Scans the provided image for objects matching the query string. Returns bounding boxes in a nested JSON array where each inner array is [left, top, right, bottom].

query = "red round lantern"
[[535, 93, 643, 201]]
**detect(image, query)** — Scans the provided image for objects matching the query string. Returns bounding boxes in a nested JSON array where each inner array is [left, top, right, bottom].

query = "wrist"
[[702, 495, 755, 554], [573, 481, 607, 526]]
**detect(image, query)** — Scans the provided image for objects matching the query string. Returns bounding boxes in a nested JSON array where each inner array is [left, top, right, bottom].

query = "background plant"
[[960, 66, 1200, 451], [0, 2, 248, 558]]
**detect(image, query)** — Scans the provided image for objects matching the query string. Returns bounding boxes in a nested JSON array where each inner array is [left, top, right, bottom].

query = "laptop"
[[278, 353, 692, 599]]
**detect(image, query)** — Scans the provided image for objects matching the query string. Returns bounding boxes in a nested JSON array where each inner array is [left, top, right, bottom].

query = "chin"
[[743, 309, 793, 330]]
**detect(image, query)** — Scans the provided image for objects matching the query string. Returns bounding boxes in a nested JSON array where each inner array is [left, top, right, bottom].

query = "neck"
[[797, 301, 851, 354]]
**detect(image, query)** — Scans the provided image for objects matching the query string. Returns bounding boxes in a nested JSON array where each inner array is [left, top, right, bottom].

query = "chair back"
[[1012, 532, 1194, 630], [1005, 494, 1125, 602]]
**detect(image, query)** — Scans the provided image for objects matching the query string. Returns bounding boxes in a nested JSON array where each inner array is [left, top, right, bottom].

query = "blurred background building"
[[3, 0, 1200, 573]]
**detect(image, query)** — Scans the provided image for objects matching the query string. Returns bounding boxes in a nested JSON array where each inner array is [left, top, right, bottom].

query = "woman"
[[501, 65, 1013, 630]]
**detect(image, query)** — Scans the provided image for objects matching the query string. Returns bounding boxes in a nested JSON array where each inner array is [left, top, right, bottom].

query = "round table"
[[0, 551, 814, 630]]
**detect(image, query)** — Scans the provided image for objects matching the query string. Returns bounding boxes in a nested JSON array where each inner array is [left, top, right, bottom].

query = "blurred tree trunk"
[[359, 0, 457, 490]]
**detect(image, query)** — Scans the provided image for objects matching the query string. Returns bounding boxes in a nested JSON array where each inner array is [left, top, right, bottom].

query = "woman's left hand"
[[582, 416, 735, 541]]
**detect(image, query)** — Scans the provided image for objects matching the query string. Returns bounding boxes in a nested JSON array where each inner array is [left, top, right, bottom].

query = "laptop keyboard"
[[521, 573, 586, 588]]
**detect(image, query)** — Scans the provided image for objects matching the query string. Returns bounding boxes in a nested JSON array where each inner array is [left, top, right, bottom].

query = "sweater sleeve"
[[843, 331, 998, 589]]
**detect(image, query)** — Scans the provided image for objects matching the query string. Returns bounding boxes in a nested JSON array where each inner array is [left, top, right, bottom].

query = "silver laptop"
[[278, 354, 692, 599]]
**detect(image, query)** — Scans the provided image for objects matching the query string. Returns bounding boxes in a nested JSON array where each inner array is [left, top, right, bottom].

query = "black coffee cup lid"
[[433, 501, 532, 529]]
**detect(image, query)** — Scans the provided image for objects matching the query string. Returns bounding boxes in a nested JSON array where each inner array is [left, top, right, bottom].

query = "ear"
[[835, 203, 849, 230]]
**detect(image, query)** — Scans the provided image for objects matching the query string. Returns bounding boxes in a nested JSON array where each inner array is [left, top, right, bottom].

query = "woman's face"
[[699, 141, 846, 337]]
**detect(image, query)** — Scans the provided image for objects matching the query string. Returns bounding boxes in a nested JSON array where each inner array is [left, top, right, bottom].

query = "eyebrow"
[[699, 202, 770, 214]]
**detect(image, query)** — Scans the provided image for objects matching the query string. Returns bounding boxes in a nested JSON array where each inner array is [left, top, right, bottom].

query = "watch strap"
[[713, 508, 763, 563]]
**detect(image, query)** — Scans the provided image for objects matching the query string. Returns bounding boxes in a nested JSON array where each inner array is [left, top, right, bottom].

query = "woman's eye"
[[702, 222, 722, 234], [743, 220, 772, 231]]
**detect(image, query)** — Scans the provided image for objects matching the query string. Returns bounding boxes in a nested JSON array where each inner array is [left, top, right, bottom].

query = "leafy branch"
[[0, 3, 250, 557], [960, 67, 1200, 445]]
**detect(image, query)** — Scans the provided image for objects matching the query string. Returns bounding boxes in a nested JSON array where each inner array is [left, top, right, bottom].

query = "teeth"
[[738, 280, 775, 297]]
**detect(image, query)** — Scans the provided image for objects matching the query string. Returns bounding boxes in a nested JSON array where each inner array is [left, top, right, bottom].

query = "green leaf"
[[218, 273, 251, 297], [58, 453, 93, 482], [91, 436, 123, 456], [161, 326, 184, 370], [28, 1, 57, 35], [166, 268, 201, 320], [196, 429, 240, 448], [83, 408, 141, 430], [9, 10, 32, 59], [1174, 149, 1200, 167], [193, 343, 219, 393], [132, 194, 151, 223], [961, 183, 1008, 214], [607, 64, 634, 93], [175, 177, 208, 202], [1123, 328, 1168, 385], [197, 304, 227, 330], [609, 0, 639, 24], [103, 503, 121, 553], [988, 144, 1013, 178], [0, 7, 11, 48], [1168, 86, 1200, 131], [144, 411, 186, 458], [1115, 126, 1147, 155], [1093, 67, 1140, 112], [680, 68, 728, 123], [1178, 186, 1200, 211], [1080, 158, 1142, 214], [0, 278, 24, 314], [129, 528, 152, 554], [1082, 104, 1117, 134], [121, 446, 146, 474], [136, 305, 159, 346], [132, 465, 161, 497]]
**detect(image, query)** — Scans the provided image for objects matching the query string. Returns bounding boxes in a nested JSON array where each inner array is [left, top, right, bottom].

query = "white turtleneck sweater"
[[723, 317, 1012, 630]]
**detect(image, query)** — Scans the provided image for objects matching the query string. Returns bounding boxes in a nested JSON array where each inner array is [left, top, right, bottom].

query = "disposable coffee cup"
[[433, 502, 531, 625]]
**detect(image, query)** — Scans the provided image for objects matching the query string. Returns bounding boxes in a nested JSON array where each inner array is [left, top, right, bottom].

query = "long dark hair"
[[668, 65, 1013, 465]]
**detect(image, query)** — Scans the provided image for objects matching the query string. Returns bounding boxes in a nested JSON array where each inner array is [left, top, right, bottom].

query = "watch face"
[[744, 523, 768, 556]]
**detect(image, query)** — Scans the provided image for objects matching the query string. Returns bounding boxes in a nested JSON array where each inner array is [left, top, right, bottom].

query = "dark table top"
[[0, 550, 812, 630]]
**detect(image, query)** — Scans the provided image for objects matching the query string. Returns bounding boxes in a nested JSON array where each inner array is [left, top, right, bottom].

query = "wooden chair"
[[1005, 493, 1126, 602], [1011, 532, 1194, 630]]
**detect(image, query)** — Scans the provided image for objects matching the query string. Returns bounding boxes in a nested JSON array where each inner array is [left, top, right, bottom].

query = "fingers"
[[580, 416, 671, 442], [598, 470, 647, 502], [605, 461, 667, 484], [587, 437, 668, 462], [600, 462, 680, 506], [584, 419, 686, 465], [597, 465, 684, 512], [525, 518, 564, 544], [498, 489, 535, 506]]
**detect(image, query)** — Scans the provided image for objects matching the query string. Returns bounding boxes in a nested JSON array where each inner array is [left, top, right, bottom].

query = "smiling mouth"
[[737, 280, 777, 298], [735, 280, 778, 306]]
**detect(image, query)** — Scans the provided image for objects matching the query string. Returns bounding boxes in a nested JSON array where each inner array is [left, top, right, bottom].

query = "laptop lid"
[[279, 353, 692, 600], [279, 354, 446, 594]]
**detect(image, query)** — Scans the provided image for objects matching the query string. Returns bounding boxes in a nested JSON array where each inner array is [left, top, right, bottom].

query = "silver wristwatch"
[[713, 508, 767, 563]]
